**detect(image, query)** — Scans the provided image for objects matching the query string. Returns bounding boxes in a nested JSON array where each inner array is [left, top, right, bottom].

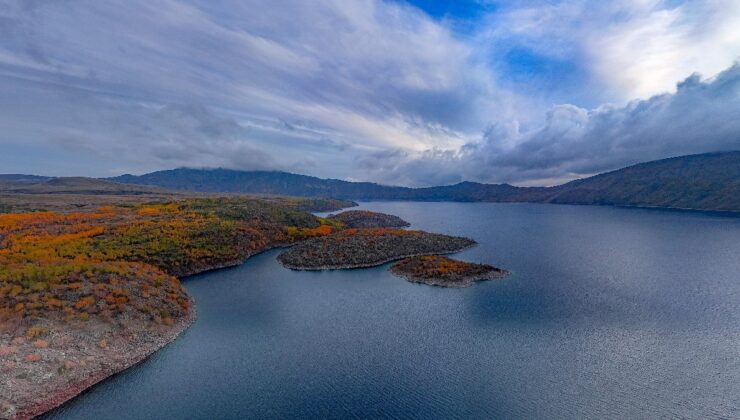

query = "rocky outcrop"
[[327, 210, 409, 228], [1, 309, 195, 419], [277, 228, 475, 270]]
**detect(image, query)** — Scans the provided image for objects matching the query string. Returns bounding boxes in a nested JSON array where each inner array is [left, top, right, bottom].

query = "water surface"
[[48, 203, 740, 419]]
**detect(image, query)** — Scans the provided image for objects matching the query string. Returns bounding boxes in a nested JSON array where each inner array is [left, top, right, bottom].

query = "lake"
[[46, 202, 740, 419]]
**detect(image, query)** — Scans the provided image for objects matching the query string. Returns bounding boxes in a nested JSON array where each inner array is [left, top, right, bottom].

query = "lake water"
[[47, 202, 740, 419]]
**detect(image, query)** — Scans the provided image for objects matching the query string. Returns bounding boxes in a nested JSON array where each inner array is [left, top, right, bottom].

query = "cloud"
[[0, 76, 281, 174], [368, 63, 740, 186], [0, 0, 738, 184], [0, 0, 520, 177], [478, 0, 740, 101]]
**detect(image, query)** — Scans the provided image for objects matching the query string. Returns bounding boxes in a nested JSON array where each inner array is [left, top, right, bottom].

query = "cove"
[[46, 202, 740, 419]]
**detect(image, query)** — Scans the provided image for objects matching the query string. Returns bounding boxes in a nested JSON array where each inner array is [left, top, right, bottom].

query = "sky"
[[0, 0, 739, 186]]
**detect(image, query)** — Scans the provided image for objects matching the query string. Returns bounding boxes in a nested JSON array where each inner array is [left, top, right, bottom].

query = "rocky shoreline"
[[279, 247, 476, 271], [1, 246, 298, 420], [1, 236, 310, 420], [1, 307, 196, 420]]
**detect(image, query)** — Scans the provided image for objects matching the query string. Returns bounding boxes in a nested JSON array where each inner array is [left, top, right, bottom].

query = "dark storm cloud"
[[369, 64, 740, 186]]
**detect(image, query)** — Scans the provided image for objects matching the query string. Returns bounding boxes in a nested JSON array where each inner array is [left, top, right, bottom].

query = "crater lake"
[[46, 202, 740, 419]]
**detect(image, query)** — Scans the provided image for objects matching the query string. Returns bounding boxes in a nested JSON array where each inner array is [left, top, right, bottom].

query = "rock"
[[33, 339, 50, 349], [0, 345, 17, 356], [25, 353, 42, 362], [1, 402, 16, 419]]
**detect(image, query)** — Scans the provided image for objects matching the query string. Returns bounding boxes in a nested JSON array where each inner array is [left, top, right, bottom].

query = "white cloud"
[[0, 0, 738, 184], [0, 0, 518, 177], [480, 0, 740, 100], [590, 0, 740, 99], [368, 63, 740, 186]]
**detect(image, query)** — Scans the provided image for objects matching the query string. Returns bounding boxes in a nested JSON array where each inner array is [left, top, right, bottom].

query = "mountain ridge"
[[107, 151, 740, 212], [5, 151, 738, 212]]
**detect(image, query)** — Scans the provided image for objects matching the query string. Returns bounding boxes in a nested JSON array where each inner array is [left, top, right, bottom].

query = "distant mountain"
[[110, 169, 546, 202], [0, 174, 52, 183], [0, 177, 169, 195], [111, 169, 410, 199], [545, 152, 740, 211], [106, 151, 738, 212]]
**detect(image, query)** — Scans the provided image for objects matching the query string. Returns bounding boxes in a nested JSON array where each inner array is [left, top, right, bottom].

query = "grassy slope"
[[546, 152, 740, 211]]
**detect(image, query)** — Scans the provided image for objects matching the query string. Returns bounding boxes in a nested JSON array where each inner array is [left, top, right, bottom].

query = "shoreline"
[[8, 209, 475, 418], [0, 197, 357, 420], [11, 245, 293, 419], [18, 241, 492, 418], [31, 243, 478, 418], [391, 269, 510, 288], [16, 308, 196, 420]]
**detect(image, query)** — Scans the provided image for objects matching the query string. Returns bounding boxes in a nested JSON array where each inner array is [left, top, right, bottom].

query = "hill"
[[0, 177, 168, 195], [109, 168, 551, 202], [544, 152, 740, 211], [42, 151, 740, 212], [0, 177, 183, 214], [111, 169, 413, 199], [0, 174, 52, 183]]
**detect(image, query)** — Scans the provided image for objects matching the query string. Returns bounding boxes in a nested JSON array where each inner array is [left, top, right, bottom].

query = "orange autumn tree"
[[0, 198, 333, 321]]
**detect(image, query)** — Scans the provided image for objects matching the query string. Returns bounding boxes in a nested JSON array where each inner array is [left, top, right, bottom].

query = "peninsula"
[[277, 228, 476, 270], [0, 190, 352, 419]]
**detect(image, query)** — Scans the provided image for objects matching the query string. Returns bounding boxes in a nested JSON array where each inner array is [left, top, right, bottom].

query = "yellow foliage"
[[1, 197, 328, 320], [25, 325, 48, 339], [74, 296, 96, 309], [137, 207, 160, 216]]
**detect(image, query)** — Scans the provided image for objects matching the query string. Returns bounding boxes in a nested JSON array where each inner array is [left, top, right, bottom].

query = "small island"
[[327, 210, 410, 228], [277, 228, 476, 270], [390, 255, 509, 288]]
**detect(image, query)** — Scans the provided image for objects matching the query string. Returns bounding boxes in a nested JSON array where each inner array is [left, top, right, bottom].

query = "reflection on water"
[[48, 203, 740, 419]]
